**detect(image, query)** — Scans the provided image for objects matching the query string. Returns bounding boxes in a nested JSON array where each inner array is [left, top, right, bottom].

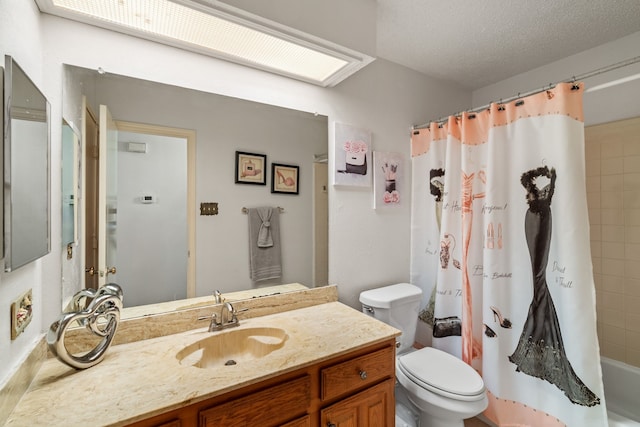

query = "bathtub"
[[601, 357, 640, 426]]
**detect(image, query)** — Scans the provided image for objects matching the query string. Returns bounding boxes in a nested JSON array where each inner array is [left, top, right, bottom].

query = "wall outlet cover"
[[11, 289, 33, 340]]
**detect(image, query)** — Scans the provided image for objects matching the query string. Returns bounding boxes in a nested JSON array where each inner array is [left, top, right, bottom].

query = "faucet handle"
[[198, 313, 218, 323], [231, 307, 249, 322]]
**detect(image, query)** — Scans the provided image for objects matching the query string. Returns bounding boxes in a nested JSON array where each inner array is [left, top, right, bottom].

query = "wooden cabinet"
[[128, 339, 395, 427], [321, 380, 394, 427]]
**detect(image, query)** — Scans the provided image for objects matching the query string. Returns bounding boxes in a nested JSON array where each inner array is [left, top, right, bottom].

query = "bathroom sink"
[[176, 327, 289, 368]]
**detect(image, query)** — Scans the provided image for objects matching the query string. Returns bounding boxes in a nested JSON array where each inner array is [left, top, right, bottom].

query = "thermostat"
[[139, 195, 156, 204]]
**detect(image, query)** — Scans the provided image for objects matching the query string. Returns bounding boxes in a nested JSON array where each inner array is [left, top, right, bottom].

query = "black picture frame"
[[235, 151, 267, 185], [271, 163, 299, 195]]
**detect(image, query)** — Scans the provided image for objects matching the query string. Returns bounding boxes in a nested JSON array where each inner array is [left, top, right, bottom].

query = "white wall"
[[472, 31, 640, 127], [0, 0, 49, 386]]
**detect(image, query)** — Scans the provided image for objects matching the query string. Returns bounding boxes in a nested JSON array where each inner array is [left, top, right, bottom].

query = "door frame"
[[82, 97, 99, 290]]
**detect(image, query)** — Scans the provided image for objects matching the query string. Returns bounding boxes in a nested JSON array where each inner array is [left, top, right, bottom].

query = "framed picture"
[[334, 122, 372, 187], [373, 151, 403, 208], [271, 163, 299, 195], [235, 151, 266, 185]]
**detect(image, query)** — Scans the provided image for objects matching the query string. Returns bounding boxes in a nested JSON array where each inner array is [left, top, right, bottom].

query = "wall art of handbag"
[[432, 316, 462, 338], [345, 152, 367, 175]]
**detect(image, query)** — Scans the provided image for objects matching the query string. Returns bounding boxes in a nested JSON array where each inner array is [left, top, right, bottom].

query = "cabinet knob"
[[359, 370, 367, 380], [327, 423, 336, 427]]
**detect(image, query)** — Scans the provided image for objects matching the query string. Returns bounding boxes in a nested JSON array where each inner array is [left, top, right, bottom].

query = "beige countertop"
[[5, 301, 399, 427]]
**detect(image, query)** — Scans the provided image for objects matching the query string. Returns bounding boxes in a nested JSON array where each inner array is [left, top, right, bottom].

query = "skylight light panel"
[[40, 0, 370, 86]]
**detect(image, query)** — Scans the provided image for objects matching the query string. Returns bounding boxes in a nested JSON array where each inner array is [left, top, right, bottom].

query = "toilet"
[[360, 283, 488, 427]]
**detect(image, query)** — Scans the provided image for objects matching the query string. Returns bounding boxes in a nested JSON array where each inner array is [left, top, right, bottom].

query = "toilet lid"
[[397, 347, 485, 399]]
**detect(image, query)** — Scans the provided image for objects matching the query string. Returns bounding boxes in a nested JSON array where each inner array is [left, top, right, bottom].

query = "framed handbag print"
[[334, 122, 372, 187]]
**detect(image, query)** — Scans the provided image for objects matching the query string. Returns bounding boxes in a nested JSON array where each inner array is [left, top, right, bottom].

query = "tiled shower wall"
[[585, 116, 640, 368]]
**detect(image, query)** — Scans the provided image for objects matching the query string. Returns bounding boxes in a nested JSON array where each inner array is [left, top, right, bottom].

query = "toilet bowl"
[[359, 283, 488, 427], [396, 347, 488, 427]]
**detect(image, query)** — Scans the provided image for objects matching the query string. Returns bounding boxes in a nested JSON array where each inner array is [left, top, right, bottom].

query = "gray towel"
[[257, 207, 274, 247], [248, 207, 282, 281]]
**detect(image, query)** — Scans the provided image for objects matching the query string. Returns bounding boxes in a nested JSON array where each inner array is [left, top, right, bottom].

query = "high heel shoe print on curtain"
[[509, 166, 600, 407], [490, 306, 512, 328]]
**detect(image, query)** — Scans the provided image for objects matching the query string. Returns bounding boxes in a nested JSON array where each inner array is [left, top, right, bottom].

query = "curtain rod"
[[413, 55, 640, 130]]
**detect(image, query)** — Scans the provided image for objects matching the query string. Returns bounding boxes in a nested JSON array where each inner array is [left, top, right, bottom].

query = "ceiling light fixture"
[[35, 0, 374, 87]]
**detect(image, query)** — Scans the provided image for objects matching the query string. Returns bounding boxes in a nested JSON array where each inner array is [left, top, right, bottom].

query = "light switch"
[[200, 202, 219, 216]]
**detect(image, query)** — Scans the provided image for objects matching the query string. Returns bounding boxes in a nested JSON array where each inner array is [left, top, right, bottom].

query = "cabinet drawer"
[[321, 346, 394, 401], [199, 375, 310, 427]]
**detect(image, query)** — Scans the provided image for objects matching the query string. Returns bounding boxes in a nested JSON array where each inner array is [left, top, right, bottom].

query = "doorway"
[[83, 115, 196, 306]]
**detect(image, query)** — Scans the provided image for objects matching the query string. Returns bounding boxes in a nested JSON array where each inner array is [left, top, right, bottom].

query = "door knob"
[[85, 267, 96, 276]]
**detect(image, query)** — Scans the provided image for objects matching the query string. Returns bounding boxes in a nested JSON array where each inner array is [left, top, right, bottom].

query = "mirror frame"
[[3, 55, 51, 271]]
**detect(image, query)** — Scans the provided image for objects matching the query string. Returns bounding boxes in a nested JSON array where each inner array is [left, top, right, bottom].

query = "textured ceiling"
[[376, 1, 640, 90]]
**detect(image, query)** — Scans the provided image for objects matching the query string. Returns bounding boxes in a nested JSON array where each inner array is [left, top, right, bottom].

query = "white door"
[[98, 105, 118, 286]]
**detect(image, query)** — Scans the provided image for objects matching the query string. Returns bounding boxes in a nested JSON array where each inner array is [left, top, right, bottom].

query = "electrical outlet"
[[11, 289, 33, 340]]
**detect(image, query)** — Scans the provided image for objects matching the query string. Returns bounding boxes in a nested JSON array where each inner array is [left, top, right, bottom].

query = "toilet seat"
[[397, 347, 485, 402]]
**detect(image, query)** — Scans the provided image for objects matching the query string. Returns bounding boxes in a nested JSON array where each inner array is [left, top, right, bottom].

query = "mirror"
[[4, 55, 51, 272], [62, 65, 328, 311], [61, 121, 79, 247]]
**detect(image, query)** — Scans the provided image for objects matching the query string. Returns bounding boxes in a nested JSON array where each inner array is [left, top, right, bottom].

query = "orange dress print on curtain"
[[461, 170, 486, 364]]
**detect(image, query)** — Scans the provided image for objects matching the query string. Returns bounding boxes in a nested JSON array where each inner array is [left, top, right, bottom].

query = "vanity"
[[4, 289, 399, 427]]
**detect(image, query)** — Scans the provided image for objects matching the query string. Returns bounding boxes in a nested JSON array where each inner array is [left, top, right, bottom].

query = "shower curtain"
[[410, 83, 608, 426]]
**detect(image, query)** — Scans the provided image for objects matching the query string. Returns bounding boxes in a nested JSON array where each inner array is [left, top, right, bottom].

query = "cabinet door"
[[320, 379, 394, 427]]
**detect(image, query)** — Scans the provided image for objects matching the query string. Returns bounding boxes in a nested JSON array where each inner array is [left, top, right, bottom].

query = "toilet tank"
[[359, 283, 422, 353]]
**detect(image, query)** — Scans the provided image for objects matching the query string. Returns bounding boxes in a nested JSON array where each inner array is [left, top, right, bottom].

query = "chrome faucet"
[[198, 302, 248, 332], [213, 290, 222, 304], [219, 302, 235, 325]]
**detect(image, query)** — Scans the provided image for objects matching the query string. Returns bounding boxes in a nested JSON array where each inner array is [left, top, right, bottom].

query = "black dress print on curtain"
[[419, 168, 445, 327], [509, 166, 600, 407]]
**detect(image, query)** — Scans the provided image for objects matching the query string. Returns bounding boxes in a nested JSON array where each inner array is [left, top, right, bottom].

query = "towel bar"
[[242, 207, 284, 214]]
